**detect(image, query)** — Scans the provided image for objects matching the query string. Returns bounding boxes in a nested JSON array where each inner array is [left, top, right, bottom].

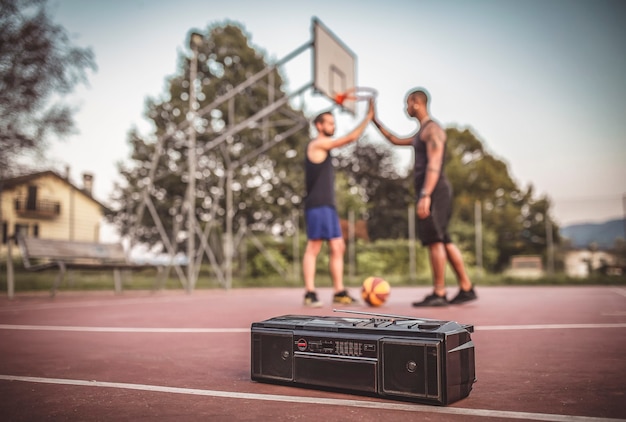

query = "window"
[[27, 185, 38, 210], [14, 224, 29, 244]]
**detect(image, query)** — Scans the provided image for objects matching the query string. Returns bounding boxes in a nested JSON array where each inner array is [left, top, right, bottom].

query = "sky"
[[45, 0, 626, 228]]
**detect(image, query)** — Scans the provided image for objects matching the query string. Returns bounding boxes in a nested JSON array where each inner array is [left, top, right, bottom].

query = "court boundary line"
[[0, 375, 622, 422], [1, 323, 625, 333], [0, 324, 249, 333], [0, 295, 209, 312]]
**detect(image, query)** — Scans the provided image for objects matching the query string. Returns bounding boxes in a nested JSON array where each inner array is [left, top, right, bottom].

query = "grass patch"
[[1, 261, 623, 294]]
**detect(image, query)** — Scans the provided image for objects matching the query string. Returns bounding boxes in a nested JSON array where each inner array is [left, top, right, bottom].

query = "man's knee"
[[305, 240, 323, 256], [328, 238, 345, 256]]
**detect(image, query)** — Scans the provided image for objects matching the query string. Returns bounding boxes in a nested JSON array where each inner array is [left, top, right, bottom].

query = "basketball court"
[[2, 18, 625, 422], [1, 285, 625, 421]]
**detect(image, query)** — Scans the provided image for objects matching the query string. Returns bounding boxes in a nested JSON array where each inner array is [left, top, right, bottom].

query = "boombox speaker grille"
[[251, 332, 293, 381], [381, 339, 441, 400]]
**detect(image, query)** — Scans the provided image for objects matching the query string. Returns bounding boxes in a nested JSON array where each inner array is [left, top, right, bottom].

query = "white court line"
[[0, 295, 202, 312], [1, 323, 625, 333], [0, 324, 249, 333], [0, 375, 622, 422]]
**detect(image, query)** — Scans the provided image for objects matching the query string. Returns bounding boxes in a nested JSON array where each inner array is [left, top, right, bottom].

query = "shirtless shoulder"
[[422, 122, 446, 150], [307, 137, 329, 163]]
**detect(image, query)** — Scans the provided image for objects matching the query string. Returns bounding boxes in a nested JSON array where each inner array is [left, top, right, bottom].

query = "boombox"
[[250, 311, 476, 406]]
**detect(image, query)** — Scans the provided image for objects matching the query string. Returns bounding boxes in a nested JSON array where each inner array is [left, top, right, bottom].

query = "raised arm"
[[372, 114, 414, 146], [317, 99, 374, 151]]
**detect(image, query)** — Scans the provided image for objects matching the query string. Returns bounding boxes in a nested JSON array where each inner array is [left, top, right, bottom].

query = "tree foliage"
[[0, 0, 96, 175], [446, 128, 560, 270], [335, 139, 412, 240], [108, 23, 310, 254]]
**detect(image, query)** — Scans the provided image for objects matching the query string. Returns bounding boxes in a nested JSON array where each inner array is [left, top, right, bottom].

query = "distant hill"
[[560, 219, 625, 249]]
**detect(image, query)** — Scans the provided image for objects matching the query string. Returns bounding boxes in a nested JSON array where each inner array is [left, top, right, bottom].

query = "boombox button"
[[296, 338, 308, 351], [364, 344, 376, 352]]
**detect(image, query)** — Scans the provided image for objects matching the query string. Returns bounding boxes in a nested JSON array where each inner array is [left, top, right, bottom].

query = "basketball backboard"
[[312, 17, 357, 114]]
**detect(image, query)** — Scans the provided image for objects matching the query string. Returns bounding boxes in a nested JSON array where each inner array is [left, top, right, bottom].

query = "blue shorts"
[[305, 206, 342, 240]]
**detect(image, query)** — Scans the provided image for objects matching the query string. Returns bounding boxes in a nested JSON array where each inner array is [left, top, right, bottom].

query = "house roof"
[[0, 170, 108, 210]]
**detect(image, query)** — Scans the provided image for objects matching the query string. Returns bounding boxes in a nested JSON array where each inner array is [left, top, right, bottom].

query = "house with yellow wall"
[[1, 170, 106, 256]]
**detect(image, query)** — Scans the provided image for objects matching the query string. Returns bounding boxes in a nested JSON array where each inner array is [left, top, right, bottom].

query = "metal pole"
[[292, 209, 300, 280], [474, 200, 483, 272], [7, 239, 14, 299], [186, 32, 202, 293], [348, 209, 355, 282], [225, 168, 234, 289], [546, 216, 554, 275], [408, 204, 416, 283], [623, 193, 626, 241]]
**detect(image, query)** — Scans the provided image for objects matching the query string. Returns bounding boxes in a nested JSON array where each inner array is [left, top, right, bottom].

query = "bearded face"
[[317, 115, 336, 137]]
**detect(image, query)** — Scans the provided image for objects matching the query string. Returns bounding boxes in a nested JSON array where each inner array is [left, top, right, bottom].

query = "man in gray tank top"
[[372, 88, 477, 307]]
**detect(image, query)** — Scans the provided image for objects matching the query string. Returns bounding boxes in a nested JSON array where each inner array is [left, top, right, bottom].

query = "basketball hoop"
[[333, 87, 378, 106]]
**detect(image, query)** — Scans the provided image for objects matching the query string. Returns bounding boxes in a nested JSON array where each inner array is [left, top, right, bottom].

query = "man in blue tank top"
[[302, 100, 374, 307], [372, 88, 477, 307]]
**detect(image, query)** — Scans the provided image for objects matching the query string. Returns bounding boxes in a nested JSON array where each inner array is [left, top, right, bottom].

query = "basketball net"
[[334, 87, 378, 106]]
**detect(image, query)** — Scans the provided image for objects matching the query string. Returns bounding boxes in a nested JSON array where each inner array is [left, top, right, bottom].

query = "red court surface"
[[1, 285, 625, 421]]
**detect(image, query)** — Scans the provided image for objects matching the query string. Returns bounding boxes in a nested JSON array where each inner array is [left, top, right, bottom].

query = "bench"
[[6, 236, 157, 298]]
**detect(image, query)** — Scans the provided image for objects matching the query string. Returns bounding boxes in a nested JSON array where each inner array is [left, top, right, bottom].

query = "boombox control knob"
[[281, 350, 290, 360], [406, 360, 417, 373]]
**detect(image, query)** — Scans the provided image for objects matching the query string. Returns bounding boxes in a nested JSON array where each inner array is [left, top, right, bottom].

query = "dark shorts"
[[416, 182, 452, 246], [305, 206, 342, 240]]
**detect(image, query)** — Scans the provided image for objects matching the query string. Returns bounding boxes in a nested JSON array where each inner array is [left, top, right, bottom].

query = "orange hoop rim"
[[334, 87, 378, 106]]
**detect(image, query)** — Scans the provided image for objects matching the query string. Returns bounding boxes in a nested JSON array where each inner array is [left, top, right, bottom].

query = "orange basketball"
[[361, 277, 390, 307]]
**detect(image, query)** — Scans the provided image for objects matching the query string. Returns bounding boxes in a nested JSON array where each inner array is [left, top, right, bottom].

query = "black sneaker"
[[333, 290, 358, 305], [449, 287, 477, 305], [412, 292, 448, 307], [304, 291, 323, 307]]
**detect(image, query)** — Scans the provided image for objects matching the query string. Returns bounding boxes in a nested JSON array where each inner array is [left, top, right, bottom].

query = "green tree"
[[0, 0, 96, 175], [446, 128, 560, 271], [108, 23, 309, 254], [335, 139, 412, 240]]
